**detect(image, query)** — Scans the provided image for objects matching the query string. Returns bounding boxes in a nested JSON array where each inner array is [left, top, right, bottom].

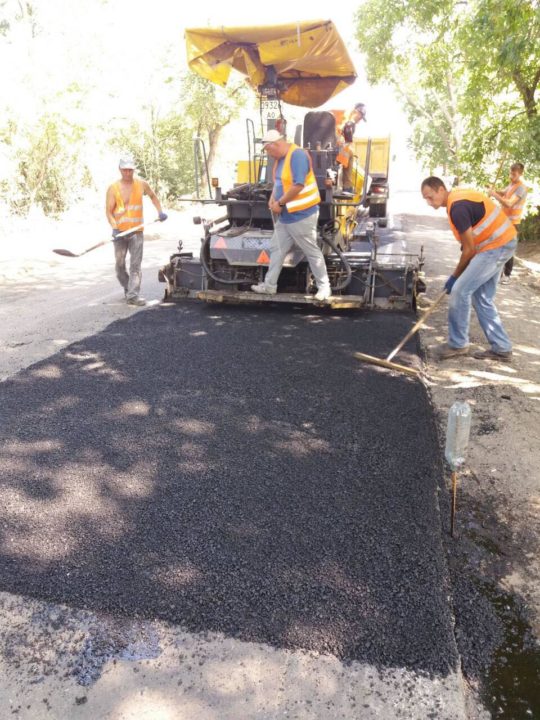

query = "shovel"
[[53, 220, 158, 258]]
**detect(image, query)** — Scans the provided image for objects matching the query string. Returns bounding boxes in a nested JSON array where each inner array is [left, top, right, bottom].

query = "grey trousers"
[[113, 232, 144, 300], [264, 213, 330, 291]]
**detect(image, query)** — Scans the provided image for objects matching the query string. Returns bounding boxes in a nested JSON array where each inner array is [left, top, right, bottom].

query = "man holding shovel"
[[106, 154, 167, 306]]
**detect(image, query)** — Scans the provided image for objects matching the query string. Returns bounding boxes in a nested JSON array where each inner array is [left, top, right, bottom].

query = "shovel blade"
[[53, 248, 79, 257]]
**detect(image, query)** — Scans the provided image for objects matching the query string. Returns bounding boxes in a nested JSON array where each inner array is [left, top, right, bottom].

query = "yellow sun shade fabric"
[[185, 20, 357, 108]]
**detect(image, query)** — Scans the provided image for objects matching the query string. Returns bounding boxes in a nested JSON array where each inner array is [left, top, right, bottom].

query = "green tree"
[[1, 113, 89, 216], [180, 73, 250, 193], [355, 0, 540, 182], [108, 75, 250, 201], [110, 107, 194, 202], [0, 0, 37, 38]]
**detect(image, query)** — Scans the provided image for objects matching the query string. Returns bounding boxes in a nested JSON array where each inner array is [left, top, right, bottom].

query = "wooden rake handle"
[[386, 290, 447, 363], [491, 152, 508, 188]]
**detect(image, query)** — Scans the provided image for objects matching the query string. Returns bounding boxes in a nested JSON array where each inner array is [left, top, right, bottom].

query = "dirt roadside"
[[402, 211, 540, 719]]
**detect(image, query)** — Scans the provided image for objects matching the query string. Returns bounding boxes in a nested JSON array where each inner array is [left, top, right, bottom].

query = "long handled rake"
[[354, 291, 447, 376], [491, 152, 508, 188]]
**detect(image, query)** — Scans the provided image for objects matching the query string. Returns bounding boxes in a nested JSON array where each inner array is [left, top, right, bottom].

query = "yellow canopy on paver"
[[185, 20, 357, 107]]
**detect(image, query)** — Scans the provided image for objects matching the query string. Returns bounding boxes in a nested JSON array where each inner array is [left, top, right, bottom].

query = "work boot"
[[472, 348, 513, 363], [126, 296, 146, 306], [437, 343, 469, 360], [251, 283, 276, 295], [314, 287, 332, 302]]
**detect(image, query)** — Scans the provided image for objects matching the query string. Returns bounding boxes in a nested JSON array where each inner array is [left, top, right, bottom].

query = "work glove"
[[112, 228, 121, 240], [444, 275, 457, 294], [158, 212, 168, 222]]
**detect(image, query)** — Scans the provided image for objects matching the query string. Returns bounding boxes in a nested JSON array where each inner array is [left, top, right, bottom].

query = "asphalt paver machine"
[[159, 20, 425, 310]]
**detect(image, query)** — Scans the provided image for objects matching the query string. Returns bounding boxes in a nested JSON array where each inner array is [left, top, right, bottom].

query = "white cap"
[[119, 154, 136, 170], [261, 129, 283, 146]]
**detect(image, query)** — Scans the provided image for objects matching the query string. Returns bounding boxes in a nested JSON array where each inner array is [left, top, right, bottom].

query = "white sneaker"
[[500, 276, 511, 285], [126, 296, 146, 306], [251, 283, 276, 295], [314, 287, 332, 301]]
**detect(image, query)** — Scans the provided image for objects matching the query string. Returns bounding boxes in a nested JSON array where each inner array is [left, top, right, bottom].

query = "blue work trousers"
[[448, 239, 517, 353]]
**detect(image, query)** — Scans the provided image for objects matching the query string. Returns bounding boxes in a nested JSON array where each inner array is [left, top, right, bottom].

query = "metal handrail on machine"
[[193, 137, 213, 200]]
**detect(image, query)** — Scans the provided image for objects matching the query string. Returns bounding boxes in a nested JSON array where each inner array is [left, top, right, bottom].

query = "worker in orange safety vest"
[[488, 162, 528, 284], [106, 154, 167, 306], [333, 104, 367, 194], [250, 129, 332, 302], [421, 176, 517, 363]]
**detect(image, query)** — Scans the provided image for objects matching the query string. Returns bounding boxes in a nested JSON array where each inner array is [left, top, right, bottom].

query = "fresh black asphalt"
[[0, 303, 458, 674]]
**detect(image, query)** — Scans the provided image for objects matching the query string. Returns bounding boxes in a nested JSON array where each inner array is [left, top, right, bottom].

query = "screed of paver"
[[0, 303, 466, 718]]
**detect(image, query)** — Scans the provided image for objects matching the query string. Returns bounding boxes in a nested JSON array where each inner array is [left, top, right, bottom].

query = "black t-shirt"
[[449, 199, 485, 233]]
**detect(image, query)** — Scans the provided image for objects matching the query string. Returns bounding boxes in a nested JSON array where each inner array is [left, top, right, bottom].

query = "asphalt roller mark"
[[0, 304, 457, 675]]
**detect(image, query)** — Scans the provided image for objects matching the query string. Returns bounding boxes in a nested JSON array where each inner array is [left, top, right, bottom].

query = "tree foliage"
[[355, 0, 540, 183], [109, 108, 195, 201], [180, 73, 251, 194], [108, 75, 251, 201], [1, 113, 90, 217], [0, 2, 251, 215]]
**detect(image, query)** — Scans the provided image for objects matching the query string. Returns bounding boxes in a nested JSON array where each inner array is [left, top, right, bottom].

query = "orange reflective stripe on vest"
[[273, 144, 320, 213], [113, 180, 144, 231], [502, 180, 527, 225], [448, 189, 516, 253]]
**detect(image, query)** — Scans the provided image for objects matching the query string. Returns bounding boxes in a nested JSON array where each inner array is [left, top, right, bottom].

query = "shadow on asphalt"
[[0, 301, 459, 675]]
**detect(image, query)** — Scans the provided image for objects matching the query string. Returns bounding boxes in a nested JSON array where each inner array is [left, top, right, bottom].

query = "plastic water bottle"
[[445, 402, 472, 469]]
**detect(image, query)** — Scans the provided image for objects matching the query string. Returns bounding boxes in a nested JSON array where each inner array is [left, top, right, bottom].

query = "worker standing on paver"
[[251, 130, 332, 301], [336, 103, 367, 194], [421, 176, 517, 362], [106, 154, 168, 306], [488, 162, 528, 284]]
